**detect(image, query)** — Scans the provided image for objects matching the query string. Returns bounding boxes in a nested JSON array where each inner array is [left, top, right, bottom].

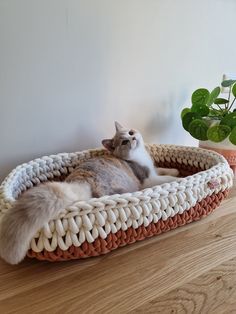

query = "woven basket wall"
[[0, 145, 233, 262]]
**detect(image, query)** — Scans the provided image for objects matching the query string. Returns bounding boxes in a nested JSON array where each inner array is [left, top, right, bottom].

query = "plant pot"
[[199, 138, 236, 175]]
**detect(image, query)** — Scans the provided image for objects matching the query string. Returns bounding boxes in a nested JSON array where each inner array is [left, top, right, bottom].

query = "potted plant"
[[181, 79, 236, 173]]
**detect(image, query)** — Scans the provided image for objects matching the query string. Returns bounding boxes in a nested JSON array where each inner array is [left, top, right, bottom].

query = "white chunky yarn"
[[0, 145, 233, 253]]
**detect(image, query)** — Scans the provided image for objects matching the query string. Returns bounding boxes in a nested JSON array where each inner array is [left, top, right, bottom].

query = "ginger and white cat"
[[0, 122, 179, 264]]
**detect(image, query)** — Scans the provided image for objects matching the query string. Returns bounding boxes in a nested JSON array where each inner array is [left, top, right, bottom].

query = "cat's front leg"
[[156, 167, 179, 177], [143, 175, 178, 188]]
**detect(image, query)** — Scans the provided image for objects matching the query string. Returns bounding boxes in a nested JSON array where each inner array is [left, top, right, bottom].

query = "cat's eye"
[[129, 130, 134, 136], [121, 140, 129, 145]]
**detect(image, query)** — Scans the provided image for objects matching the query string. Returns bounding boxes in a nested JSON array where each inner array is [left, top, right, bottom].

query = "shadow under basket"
[[0, 145, 233, 262]]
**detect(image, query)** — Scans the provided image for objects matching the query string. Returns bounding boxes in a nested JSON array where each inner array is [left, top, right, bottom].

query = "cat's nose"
[[132, 137, 136, 141]]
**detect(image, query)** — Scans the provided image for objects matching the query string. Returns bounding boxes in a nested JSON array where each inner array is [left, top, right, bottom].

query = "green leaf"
[[182, 112, 201, 131], [232, 83, 236, 98], [188, 119, 208, 140], [191, 104, 209, 116], [221, 80, 236, 87], [229, 126, 236, 145], [209, 109, 223, 117], [214, 98, 229, 105], [207, 86, 221, 106], [181, 108, 191, 119], [220, 112, 236, 129], [207, 125, 231, 142], [191, 89, 210, 116], [191, 88, 210, 107], [207, 86, 220, 106]]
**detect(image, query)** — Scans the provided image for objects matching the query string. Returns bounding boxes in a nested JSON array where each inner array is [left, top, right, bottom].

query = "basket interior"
[[0, 144, 228, 205]]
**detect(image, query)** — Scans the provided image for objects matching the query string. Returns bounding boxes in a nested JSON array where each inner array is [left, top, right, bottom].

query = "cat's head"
[[102, 121, 144, 160]]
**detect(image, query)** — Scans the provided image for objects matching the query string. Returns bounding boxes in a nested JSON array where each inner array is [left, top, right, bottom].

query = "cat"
[[0, 122, 179, 264]]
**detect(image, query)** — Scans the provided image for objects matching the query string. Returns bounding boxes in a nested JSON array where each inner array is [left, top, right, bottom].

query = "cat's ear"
[[115, 121, 124, 132], [102, 139, 114, 151]]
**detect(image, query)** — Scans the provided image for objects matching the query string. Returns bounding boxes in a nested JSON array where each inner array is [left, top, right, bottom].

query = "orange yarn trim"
[[27, 190, 228, 262]]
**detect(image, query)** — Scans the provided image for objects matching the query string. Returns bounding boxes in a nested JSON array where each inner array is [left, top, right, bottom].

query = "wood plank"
[[132, 258, 236, 314]]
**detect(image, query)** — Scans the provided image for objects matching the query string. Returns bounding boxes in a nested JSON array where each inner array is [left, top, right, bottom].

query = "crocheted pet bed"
[[0, 145, 233, 262]]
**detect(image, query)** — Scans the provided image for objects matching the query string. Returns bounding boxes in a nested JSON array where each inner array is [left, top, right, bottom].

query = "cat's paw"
[[168, 168, 179, 177], [156, 167, 180, 177]]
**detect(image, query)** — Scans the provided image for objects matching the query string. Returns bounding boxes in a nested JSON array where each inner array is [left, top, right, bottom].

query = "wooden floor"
[[1, 183, 236, 314]]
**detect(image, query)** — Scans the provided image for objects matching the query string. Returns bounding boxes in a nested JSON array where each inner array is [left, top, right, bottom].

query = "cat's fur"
[[0, 122, 179, 264]]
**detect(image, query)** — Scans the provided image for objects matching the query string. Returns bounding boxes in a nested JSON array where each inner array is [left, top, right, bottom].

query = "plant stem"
[[227, 85, 232, 110], [211, 104, 224, 112], [228, 97, 236, 112]]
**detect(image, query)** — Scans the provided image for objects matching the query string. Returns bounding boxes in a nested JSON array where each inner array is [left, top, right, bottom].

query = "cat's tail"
[[0, 181, 91, 265]]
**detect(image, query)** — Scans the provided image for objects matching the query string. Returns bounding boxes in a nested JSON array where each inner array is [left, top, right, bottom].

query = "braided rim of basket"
[[0, 145, 234, 261], [27, 189, 228, 262]]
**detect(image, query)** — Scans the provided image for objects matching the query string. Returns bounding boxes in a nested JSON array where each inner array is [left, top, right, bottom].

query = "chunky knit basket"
[[0, 145, 233, 262]]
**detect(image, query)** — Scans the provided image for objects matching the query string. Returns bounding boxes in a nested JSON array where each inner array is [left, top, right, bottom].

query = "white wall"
[[1, 0, 236, 181]]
